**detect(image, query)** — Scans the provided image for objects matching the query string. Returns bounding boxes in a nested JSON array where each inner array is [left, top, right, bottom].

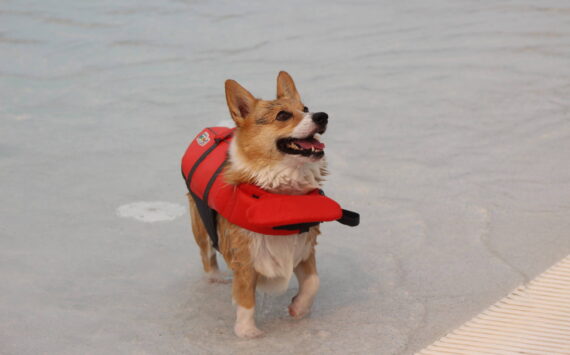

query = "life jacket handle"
[[338, 209, 360, 227], [272, 209, 360, 232]]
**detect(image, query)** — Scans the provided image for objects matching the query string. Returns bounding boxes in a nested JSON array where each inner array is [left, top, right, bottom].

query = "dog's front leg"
[[233, 266, 263, 338], [289, 252, 320, 319]]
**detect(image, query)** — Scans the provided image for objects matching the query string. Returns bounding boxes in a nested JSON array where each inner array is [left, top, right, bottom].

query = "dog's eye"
[[303, 106, 309, 113], [276, 111, 293, 121]]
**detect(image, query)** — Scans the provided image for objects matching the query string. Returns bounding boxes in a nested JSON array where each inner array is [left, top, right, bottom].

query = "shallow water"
[[1, 1, 570, 354]]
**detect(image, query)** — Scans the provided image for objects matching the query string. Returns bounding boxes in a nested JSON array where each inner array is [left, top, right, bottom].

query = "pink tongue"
[[296, 138, 325, 150]]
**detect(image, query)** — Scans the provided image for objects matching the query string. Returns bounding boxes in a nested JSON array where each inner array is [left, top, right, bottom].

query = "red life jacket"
[[181, 127, 359, 249]]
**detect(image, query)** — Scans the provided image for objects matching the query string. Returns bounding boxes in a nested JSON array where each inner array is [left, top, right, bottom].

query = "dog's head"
[[225, 71, 328, 165]]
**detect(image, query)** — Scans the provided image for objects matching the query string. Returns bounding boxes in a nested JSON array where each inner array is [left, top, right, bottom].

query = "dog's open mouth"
[[276, 135, 325, 158]]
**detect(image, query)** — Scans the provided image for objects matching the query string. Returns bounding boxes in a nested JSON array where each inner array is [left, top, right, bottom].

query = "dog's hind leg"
[[187, 194, 227, 282]]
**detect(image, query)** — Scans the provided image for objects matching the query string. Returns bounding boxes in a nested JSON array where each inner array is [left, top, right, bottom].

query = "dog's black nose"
[[312, 112, 328, 126]]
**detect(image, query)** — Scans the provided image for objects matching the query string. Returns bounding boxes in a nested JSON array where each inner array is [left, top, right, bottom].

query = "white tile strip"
[[416, 255, 570, 355]]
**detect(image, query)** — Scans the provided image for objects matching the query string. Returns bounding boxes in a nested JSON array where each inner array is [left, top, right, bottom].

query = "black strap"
[[189, 192, 220, 251], [199, 159, 227, 250], [273, 222, 321, 233], [185, 128, 233, 191], [184, 129, 232, 251], [203, 159, 227, 206], [185, 142, 219, 191], [337, 209, 360, 227]]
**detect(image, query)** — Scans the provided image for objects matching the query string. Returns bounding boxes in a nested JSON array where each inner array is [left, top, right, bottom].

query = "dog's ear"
[[276, 71, 301, 101], [225, 79, 256, 126]]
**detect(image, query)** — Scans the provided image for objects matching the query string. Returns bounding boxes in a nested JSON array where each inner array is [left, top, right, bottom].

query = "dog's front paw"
[[288, 296, 312, 320], [234, 323, 264, 338]]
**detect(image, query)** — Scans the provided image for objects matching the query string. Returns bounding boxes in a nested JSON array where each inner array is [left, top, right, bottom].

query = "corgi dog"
[[187, 71, 328, 338]]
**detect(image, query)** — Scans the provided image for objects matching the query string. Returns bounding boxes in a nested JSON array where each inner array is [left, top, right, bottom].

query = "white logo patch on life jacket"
[[196, 131, 210, 146]]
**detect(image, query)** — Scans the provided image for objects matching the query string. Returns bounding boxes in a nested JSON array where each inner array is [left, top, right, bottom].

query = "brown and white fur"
[[187, 71, 328, 338]]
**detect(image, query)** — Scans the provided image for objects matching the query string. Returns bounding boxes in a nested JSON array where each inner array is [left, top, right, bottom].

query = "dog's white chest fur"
[[247, 231, 313, 294]]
